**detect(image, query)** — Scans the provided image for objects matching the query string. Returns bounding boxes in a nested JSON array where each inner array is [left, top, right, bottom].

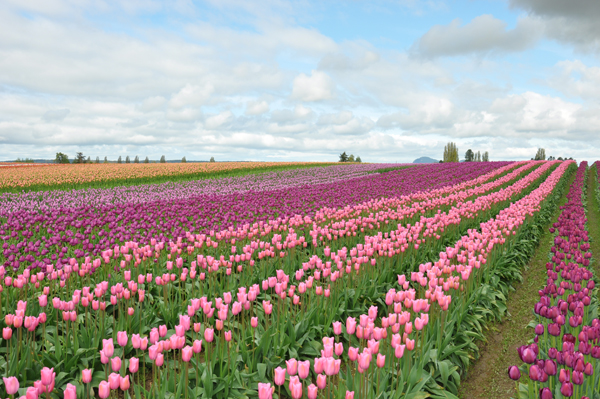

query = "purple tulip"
[[508, 366, 521, 381]]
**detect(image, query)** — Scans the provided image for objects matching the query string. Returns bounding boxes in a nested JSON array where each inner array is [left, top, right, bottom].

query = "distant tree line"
[[338, 152, 362, 163], [53, 153, 211, 163], [532, 148, 573, 162], [441, 143, 490, 163]]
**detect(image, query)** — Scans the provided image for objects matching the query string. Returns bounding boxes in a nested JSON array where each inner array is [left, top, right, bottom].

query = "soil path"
[[458, 169, 575, 399]]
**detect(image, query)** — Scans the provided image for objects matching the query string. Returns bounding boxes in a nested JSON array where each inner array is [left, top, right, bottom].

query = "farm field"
[[2, 160, 598, 399]]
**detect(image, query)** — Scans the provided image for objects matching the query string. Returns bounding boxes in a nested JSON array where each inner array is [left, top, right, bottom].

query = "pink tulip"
[[377, 354, 386, 368], [224, 330, 232, 342], [102, 339, 114, 357], [159, 325, 167, 337], [2, 327, 12, 340], [156, 353, 164, 367], [117, 331, 128, 347], [298, 360, 310, 379], [290, 380, 302, 399], [317, 374, 327, 390], [204, 328, 214, 342], [64, 383, 77, 399], [274, 367, 286, 386], [120, 375, 130, 390], [332, 321, 342, 335], [129, 357, 139, 374], [286, 358, 298, 376], [182, 346, 193, 362], [82, 368, 92, 383], [98, 381, 110, 398], [3, 377, 19, 395], [41, 367, 55, 387], [307, 384, 318, 399], [346, 391, 355, 399], [109, 373, 120, 390], [193, 339, 202, 353], [131, 334, 141, 349], [111, 357, 122, 372], [258, 382, 273, 399]]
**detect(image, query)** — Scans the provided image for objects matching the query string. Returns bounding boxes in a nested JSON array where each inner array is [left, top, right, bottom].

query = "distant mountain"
[[413, 156, 438, 164]]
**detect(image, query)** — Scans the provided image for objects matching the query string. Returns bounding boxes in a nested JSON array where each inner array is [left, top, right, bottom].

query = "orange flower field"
[[0, 162, 330, 191]]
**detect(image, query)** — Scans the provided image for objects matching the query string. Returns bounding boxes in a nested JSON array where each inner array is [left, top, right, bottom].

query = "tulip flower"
[[3, 377, 19, 395], [129, 357, 139, 374], [98, 381, 110, 399]]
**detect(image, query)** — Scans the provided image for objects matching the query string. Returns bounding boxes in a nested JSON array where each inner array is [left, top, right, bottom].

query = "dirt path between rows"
[[458, 169, 575, 399]]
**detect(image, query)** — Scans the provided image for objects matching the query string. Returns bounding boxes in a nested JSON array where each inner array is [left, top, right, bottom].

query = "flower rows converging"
[[1, 162, 505, 271], [0, 161, 573, 398]]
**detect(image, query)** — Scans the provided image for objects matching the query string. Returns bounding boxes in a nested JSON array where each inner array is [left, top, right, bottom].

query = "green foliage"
[[134, 155, 139, 163], [482, 151, 489, 162], [117, 156, 122, 164], [160, 155, 166, 163], [347, 154, 355, 162], [144, 156, 149, 164], [14, 158, 35, 163], [125, 156, 131, 164], [73, 152, 86, 164], [356, 156, 362, 163], [103, 156, 108, 163], [210, 157, 215, 163], [182, 156, 187, 163], [534, 148, 546, 160], [443, 142, 459, 163], [465, 149, 474, 162], [54, 152, 70, 164], [95, 156, 100, 164], [339, 152, 348, 162]]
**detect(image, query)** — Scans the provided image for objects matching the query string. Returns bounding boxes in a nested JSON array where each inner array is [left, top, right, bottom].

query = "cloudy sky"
[[1, 0, 599, 162]]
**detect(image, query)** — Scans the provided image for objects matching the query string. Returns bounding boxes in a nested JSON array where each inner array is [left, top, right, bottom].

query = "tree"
[[125, 156, 130, 164], [73, 152, 86, 164], [534, 148, 546, 161], [558, 157, 564, 161], [348, 154, 355, 162], [144, 156, 149, 164], [475, 151, 482, 162], [160, 155, 166, 163], [356, 156, 362, 163], [548, 156, 555, 161], [95, 156, 100, 163], [117, 156, 122, 164], [482, 151, 489, 162], [209, 157, 215, 163], [181, 156, 187, 163], [134, 156, 139, 164], [55, 152, 70, 164], [339, 152, 349, 162], [464, 149, 474, 162], [443, 142, 459, 163], [104, 156, 108, 163]]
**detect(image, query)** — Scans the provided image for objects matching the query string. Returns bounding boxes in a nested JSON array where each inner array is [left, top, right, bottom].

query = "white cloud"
[[204, 111, 234, 130], [42, 108, 70, 122], [141, 96, 166, 112], [169, 84, 214, 109], [245, 100, 269, 115], [291, 70, 334, 102]]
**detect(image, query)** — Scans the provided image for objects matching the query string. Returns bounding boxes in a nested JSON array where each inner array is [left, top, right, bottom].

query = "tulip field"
[[507, 161, 600, 399], [2, 159, 598, 399]]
